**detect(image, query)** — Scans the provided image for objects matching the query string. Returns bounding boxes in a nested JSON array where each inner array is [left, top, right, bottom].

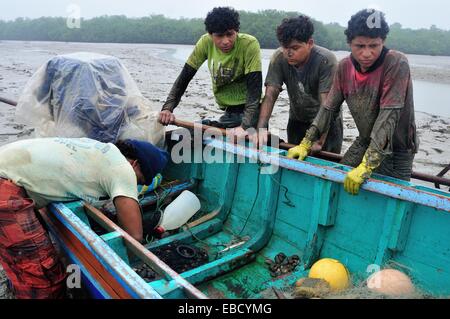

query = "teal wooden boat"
[[41, 126, 450, 299]]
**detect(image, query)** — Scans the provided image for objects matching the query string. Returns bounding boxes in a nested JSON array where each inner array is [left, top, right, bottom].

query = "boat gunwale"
[[202, 138, 450, 213], [47, 203, 163, 299]]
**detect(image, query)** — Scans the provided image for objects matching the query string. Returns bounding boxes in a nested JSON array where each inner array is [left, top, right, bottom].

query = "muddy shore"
[[0, 40, 449, 299]]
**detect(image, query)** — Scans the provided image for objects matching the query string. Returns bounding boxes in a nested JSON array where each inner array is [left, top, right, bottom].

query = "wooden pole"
[[172, 119, 450, 188]]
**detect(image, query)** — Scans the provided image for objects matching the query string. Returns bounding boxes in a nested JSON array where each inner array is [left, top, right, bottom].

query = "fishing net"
[[318, 282, 428, 299], [261, 274, 427, 300], [133, 242, 209, 282], [15, 52, 165, 147], [268, 260, 448, 300], [291, 262, 446, 300], [282, 278, 435, 299]]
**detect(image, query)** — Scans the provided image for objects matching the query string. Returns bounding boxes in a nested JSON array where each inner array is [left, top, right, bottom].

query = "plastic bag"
[[15, 52, 165, 147]]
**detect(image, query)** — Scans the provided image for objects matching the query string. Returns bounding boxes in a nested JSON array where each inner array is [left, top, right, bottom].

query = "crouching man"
[[0, 137, 168, 298]]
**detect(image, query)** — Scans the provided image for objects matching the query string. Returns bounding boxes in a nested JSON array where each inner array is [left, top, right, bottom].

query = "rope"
[[237, 162, 262, 237], [141, 184, 173, 245]]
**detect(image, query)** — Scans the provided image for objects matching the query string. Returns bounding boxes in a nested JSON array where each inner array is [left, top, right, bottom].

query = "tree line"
[[1, 10, 450, 56]]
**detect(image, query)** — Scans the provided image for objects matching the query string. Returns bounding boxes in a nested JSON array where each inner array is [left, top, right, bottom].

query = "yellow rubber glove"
[[344, 155, 375, 195], [287, 138, 312, 161]]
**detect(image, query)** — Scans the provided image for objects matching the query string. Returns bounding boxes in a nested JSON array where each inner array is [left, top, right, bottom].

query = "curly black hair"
[[276, 15, 314, 47], [204, 7, 240, 34], [345, 9, 390, 43]]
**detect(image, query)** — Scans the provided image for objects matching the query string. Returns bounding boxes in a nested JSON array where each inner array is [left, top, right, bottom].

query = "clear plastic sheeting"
[[15, 52, 165, 147]]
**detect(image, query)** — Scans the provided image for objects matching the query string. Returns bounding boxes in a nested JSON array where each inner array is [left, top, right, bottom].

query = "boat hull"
[[42, 134, 450, 298]]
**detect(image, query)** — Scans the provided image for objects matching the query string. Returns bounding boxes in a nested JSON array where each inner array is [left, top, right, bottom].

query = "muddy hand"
[[159, 110, 175, 126], [254, 128, 269, 150], [229, 126, 248, 143]]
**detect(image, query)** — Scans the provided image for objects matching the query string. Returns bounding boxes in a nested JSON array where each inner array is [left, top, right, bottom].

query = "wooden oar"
[[83, 202, 208, 299], [173, 119, 349, 162], [184, 207, 221, 229], [0, 96, 17, 107], [436, 164, 450, 190]]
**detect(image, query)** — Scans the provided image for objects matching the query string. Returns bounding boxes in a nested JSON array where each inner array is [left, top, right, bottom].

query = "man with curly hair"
[[158, 7, 262, 137], [254, 15, 343, 154], [288, 9, 419, 195]]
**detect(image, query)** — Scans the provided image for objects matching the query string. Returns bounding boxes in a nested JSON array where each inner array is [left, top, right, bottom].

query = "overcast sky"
[[1, 0, 449, 30]]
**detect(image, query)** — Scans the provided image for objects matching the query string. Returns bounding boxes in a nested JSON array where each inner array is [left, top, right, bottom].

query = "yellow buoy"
[[367, 269, 415, 297], [308, 258, 350, 291]]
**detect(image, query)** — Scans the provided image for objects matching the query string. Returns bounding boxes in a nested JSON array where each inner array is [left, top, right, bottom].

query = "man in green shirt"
[[158, 7, 262, 137], [253, 15, 343, 153]]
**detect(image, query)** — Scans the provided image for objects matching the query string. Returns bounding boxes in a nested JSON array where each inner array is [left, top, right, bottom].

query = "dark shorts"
[[201, 106, 244, 129], [287, 116, 343, 154], [0, 178, 66, 299], [375, 152, 415, 181]]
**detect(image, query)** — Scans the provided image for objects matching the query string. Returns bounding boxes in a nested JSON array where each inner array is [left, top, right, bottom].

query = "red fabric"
[[0, 178, 66, 299], [334, 52, 411, 109], [354, 70, 371, 83], [324, 50, 416, 153]]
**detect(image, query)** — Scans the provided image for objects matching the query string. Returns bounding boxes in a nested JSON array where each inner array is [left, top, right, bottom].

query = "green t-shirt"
[[187, 33, 262, 109]]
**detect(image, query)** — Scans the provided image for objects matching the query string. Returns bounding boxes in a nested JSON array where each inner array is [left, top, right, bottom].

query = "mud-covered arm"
[[240, 71, 263, 129], [161, 63, 198, 112], [343, 108, 402, 195], [305, 106, 337, 142], [242, 71, 263, 129], [305, 65, 344, 143], [314, 93, 332, 146], [256, 50, 284, 129], [364, 107, 402, 169], [314, 53, 338, 147], [364, 54, 411, 170], [240, 38, 263, 130], [256, 85, 281, 129]]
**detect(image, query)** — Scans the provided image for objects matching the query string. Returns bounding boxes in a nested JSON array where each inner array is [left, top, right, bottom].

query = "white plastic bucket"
[[159, 190, 201, 231]]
